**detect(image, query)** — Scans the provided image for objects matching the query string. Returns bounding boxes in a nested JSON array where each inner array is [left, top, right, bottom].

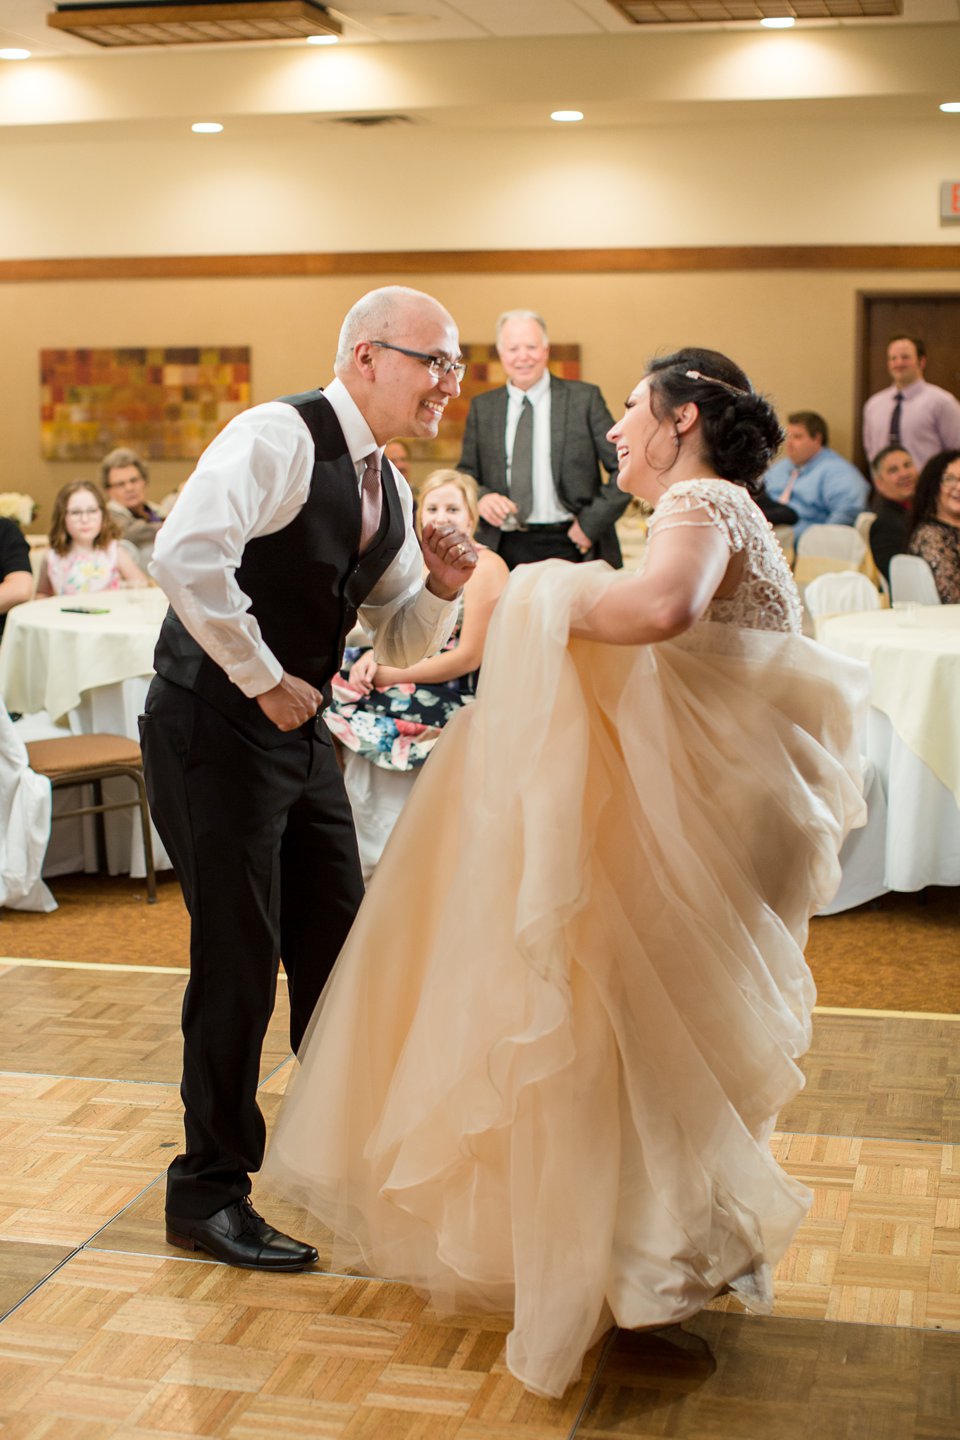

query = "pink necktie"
[[780, 467, 800, 504], [359, 451, 382, 553]]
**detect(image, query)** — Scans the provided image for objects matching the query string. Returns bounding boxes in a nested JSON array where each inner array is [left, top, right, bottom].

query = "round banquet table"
[[819, 605, 960, 894], [0, 589, 172, 879]]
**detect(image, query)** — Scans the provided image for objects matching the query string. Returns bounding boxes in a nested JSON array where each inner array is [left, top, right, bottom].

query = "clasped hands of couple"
[[477, 491, 592, 554], [256, 519, 479, 732]]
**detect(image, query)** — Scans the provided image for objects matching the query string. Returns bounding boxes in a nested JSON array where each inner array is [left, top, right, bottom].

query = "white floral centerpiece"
[[0, 493, 38, 528]]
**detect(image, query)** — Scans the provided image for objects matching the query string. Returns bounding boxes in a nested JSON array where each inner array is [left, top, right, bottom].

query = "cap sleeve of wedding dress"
[[266, 540, 868, 1400], [649, 479, 804, 634]]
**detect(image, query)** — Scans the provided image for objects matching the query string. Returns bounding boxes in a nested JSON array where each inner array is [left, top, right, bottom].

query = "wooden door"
[[856, 292, 960, 471]]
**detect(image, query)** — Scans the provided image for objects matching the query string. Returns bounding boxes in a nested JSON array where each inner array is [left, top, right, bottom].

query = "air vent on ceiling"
[[609, 0, 900, 19], [331, 114, 414, 128], [47, 1, 342, 47]]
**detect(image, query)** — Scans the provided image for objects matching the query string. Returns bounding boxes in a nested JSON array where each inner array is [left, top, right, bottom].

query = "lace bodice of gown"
[[647, 478, 803, 634]]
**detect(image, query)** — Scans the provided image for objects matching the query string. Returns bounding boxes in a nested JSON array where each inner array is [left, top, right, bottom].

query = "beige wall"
[[2, 114, 960, 258], [3, 44, 959, 524], [5, 265, 959, 525]]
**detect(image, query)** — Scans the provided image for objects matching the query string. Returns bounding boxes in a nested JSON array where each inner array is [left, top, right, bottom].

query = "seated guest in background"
[[863, 335, 960, 471], [384, 440, 412, 482], [763, 410, 868, 540], [458, 309, 629, 568], [0, 517, 33, 639], [325, 469, 508, 881], [754, 488, 798, 528], [101, 447, 165, 564], [36, 481, 148, 596], [867, 445, 918, 583], [907, 449, 960, 604]]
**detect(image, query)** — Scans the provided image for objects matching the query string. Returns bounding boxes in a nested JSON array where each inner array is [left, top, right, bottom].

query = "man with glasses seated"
[[457, 310, 630, 569], [142, 286, 478, 1278]]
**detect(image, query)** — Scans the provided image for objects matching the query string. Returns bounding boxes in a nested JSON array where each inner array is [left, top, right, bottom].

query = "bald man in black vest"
[[142, 287, 476, 1271]]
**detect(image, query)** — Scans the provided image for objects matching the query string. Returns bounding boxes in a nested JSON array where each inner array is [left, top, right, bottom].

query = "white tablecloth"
[[819, 606, 960, 894], [0, 590, 172, 881], [0, 588, 169, 722]]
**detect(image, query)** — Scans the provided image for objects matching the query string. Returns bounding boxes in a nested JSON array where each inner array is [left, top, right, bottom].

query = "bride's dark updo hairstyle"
[[646, 347, 784, 495]]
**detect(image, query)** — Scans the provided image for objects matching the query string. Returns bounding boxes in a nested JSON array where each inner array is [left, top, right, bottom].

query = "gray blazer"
[[457, 375, 630, 567]]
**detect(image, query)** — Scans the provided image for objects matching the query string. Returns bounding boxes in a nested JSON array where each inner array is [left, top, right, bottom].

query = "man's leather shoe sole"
[[165, 1200, 319, 1272]]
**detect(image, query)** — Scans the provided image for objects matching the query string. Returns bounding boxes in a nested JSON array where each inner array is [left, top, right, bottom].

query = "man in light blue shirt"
[[763, 411, 868, 540]]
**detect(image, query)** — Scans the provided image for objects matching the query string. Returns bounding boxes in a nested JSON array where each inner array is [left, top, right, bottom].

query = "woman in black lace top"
[[908, 449, 960, 604]]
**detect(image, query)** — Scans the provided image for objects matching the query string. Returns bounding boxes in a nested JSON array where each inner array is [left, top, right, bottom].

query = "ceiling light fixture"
[[551, 110, 584, 123], [307, 33, 338, 44], [760, 16, 795, 26], [192, 122, 224, 133], [940, 102, 960, 113], [0, 48, 31, 59], [47, 2, 342, 49]]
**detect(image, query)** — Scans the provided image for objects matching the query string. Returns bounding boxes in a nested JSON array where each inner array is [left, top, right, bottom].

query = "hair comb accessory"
[[684, 369, 751, 397]]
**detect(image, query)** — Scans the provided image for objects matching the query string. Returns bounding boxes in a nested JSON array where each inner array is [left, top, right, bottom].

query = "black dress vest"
[[152, 389, 406, 748]]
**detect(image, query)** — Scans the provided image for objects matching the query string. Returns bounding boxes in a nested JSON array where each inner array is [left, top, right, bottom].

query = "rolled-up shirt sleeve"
[[150, 405, 314, 698], [151, 402, 458, 695]]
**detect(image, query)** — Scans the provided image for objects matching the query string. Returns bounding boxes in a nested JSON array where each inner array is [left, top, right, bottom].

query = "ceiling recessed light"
[[307, 34, 338, 45], [551, 110, 584, 123], [192, 122, 224, 134], [760, 16, 795, 26], [0, 48, 31, 60], [940, 101, 960, 113]]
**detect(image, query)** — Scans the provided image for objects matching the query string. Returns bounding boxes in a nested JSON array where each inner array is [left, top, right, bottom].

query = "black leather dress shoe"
[[165, 1197, 319, 1271]]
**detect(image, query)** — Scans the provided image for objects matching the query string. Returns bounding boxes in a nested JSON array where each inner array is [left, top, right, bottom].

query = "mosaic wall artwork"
[[40, 346, 251, 461], [410, 343, 581, 467]]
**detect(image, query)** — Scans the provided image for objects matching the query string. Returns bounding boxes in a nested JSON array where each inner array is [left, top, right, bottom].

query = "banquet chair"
[[803, 571, 880, 640], [889, 554, 941, 606], [25, 733, 157, 902], [771, 524, 795, 566], [853, 510, 882, 587], [794, 524, 867, 590], [854, 510, 877, 546], [797, 524, 868, 563]]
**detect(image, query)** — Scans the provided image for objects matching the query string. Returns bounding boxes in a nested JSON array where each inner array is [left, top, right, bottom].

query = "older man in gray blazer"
[[457, 310, 629, 569]]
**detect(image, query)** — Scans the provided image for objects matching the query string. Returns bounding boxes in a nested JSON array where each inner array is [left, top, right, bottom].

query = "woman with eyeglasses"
[[269, 348, 867, 1399], [36, 480, 148, 597], [907, 449, 960, 603]]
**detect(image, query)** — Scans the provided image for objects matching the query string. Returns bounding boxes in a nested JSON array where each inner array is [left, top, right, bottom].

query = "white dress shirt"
[[505, 372, 572, 524], [150, 378, 455, 699]]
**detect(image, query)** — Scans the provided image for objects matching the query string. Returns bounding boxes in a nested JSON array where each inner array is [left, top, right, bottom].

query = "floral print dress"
[[324, 596, 474, 772]]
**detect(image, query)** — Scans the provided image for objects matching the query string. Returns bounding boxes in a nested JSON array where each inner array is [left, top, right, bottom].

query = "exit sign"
[[940, 181, 960, 223]]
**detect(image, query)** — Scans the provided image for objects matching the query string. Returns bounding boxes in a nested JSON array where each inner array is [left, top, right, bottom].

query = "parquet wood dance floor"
[[0, 943, 957, 1438]]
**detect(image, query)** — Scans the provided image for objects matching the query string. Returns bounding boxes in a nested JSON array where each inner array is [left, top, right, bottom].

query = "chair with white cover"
[[794, 524, 867, 591], [889, 554, 941, 606], [0, 702, 56, 912], [854, 510, 883, 588], [802, 568, 887, 911], [797, 524, 867, 563], [854, 511, 877, 545], [804, 571, 881, 640]]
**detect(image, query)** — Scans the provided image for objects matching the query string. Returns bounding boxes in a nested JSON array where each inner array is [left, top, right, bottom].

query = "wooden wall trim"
[[2, 245, 960, 283]]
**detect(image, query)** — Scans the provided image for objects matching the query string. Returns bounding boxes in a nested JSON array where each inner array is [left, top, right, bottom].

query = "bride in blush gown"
[[265, 347, 869, 1399]]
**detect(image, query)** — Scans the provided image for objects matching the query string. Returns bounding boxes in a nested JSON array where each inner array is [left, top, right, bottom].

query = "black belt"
[[519, 522, 574, 533]]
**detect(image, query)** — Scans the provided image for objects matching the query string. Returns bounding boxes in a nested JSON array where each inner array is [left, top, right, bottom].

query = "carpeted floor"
[[1, 871, 957, 1012]]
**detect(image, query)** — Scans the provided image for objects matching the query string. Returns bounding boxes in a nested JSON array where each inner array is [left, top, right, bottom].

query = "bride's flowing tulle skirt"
[[266, 561, 869, 1398]]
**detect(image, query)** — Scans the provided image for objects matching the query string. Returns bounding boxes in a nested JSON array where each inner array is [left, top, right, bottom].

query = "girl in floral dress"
[[36, 481, 147, 596], [325, 469, 508, 878]]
